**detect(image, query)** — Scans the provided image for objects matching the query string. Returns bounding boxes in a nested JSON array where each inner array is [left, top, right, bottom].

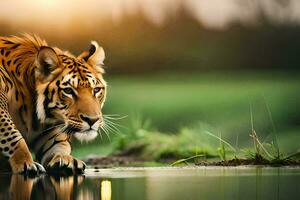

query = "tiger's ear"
[[36, 46, 60, 81], [78, 41, 105, 70]]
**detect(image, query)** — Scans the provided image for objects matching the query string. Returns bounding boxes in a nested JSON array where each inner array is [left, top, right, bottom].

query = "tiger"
[[0, 34, 107, 175]]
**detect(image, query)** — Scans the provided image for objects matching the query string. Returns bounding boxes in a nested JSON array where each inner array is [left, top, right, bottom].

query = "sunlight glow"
[[0, 0, 300, 29], [101, 180, 112, 200], [38, 0, 61, 7]]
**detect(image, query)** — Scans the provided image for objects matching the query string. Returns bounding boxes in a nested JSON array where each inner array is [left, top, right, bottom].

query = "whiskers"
[[40, 123, 66, 135], [63, 124, 81, 134], [99, 114, 127, 141], [31, 123, 66, 147], [38, 114, 127, 141], [41, 122, 80, 135]]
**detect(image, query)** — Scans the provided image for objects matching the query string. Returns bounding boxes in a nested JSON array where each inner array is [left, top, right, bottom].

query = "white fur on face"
[[74, 120, 101, 142], [74, 130, 98, 142]]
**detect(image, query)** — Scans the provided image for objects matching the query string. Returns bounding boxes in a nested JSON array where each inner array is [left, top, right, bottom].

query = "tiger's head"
[[35, 41, 106, 141]]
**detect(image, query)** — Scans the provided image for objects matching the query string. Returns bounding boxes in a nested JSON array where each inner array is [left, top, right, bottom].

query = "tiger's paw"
[[10, 159, 46, 176], [9, 139, 46, 176], [46, 154, 86, 176]]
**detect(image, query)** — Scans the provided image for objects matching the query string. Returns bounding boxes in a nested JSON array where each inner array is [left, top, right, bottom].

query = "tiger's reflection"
[[0, 175, 84, 200]]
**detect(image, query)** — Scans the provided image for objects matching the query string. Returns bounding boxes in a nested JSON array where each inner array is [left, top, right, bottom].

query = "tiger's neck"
[[0, 36, 47, 138], [0, 36, 45, 91]]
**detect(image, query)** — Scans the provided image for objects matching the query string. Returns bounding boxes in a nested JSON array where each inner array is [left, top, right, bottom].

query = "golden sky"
[[0, 0, 299, 29]]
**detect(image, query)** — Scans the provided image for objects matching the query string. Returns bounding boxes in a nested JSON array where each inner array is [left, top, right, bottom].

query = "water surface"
[[1, 167, 299, 200]]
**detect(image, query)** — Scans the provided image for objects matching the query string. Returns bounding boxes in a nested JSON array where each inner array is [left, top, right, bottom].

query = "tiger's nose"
[[79, 114, 99, 127]]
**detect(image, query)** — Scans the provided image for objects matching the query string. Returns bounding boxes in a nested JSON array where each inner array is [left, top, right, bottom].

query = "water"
[[0, 167, 299, 200]]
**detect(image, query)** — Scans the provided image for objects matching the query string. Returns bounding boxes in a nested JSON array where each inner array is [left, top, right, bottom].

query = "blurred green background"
[[1, 0, 299, 161]]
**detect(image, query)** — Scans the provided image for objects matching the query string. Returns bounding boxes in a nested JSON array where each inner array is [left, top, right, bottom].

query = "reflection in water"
[[7, 175, 34, 200], [101, 180, 112, 200], [0, 175, 85, 200], [77, 188, 94, 200], [0, 167, 299, 200], [0, 174, 112, 200]]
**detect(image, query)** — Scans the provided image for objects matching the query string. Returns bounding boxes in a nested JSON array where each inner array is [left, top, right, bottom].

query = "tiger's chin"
[[74, 130, 98, 142]]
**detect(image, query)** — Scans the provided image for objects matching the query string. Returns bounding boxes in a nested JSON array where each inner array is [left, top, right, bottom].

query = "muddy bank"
[[83, 155, 300, 168], [83, 155, 147, 168]]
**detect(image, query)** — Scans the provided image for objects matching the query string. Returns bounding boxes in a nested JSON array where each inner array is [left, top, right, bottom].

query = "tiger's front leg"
[[0, 90, 45, 174], [35, 131, 86, 175]]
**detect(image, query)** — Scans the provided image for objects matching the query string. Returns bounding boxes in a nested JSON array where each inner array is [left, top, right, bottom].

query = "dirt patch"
[[83, 155, 146, 168]]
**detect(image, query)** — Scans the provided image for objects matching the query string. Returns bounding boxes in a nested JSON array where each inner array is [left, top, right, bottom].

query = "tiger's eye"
[[94, 87, 101, 93], [63, 87, 73, 94]]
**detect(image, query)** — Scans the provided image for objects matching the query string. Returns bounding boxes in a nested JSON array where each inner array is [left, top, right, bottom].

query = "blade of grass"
[[250, 130, 274, 159], [234, 133, 239, 158], [171, 154, 205, 166], [263, 96, 280, 159], [249, 103, 259, 155], [218, 133, 226, 161], [283, 150, 300, 160], [204, 131, 236, 152]]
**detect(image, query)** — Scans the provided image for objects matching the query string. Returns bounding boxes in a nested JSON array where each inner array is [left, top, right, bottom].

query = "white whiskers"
[[40, 123, 65, 135], [98, 114, 127, 141]]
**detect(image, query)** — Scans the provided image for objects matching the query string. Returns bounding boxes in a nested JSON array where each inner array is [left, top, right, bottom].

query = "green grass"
[[73, 70, 300, 160]]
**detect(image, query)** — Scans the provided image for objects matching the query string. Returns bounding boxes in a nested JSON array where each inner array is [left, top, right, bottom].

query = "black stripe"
[[16, 63, 21, 75], [10, 44, 20, 50], [35, 132, 58, 161], [36, 136, 70, 162], [43, 84, 53, 118], [15, 90, 19, 101], [30, 123, 62, 148], [18, 106, 26, 127], [1, 59, 5, 67], [3, 74, 13, 87], [5, 51, 10, 57], [13, 58, 20, 65], [3, 40, 14, 44]]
